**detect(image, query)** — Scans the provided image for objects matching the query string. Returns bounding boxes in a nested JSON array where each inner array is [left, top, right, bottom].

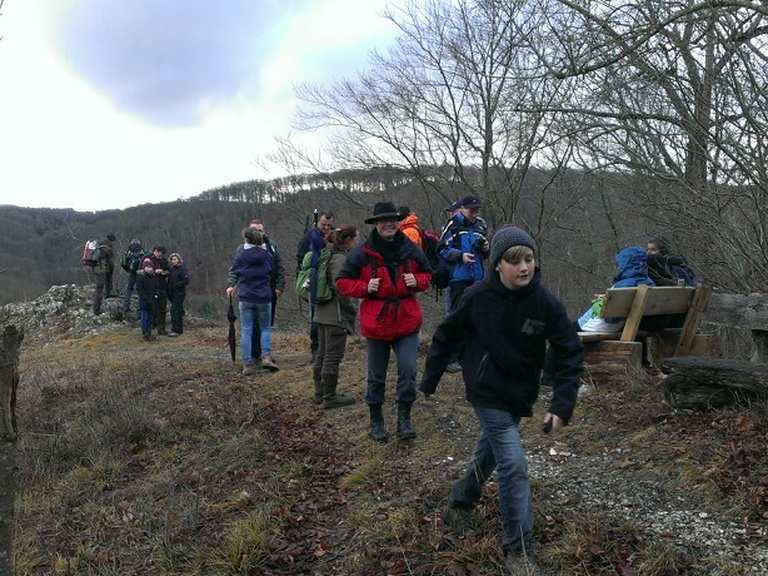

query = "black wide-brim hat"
[[364, 201, 406, 224]]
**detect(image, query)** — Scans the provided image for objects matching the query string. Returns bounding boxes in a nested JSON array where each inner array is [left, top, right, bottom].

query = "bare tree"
[[524, 0, 768, 288], [294, 0, 581, 232]]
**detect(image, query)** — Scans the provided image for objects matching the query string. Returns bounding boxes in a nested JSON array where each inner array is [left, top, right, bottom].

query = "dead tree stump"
[[661, 356, 768, 409], [0, 324, 23, 575]]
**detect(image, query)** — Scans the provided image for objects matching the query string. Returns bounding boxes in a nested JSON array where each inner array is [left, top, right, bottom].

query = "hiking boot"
[[242, 363, 257, 376], [261, 355, 279, 372], [504, 550, 540, 576], [396, 402, 416, 440], [446, 361, 462, 374], [368, 404, 388, 443], [313, 367, 324, 404], [322, 373, 355, 409]]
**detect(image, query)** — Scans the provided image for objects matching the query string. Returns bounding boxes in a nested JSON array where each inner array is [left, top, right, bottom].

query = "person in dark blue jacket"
[[420, 226, 583, 574], [135, 257, 157, 341], [226, 228, 277, 374], [438, 196, 490, 372], [167, 252, 190, 336]]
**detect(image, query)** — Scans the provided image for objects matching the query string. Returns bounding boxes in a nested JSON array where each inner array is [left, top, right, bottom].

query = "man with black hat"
[[336, 201, 432, 443], [439, 195, 490, 372]]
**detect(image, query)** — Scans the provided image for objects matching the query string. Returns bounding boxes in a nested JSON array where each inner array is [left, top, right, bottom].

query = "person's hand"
[[275, 289, 283, 298], [226, 286, 235, 297], [403, 273, 417, 288], [368, 278, 381, 294], [542, 413, 563, 434], [462, 253, 476, 264]]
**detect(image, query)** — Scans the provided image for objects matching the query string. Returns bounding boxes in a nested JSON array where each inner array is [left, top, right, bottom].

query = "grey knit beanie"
[[490, 226, 536, 267]]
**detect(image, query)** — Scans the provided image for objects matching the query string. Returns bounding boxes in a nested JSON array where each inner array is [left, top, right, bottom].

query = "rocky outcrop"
[[0, 284, 130, 347]]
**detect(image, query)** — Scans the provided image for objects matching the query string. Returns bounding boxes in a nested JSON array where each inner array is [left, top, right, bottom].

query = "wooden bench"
[[578, 285, 714, 384]]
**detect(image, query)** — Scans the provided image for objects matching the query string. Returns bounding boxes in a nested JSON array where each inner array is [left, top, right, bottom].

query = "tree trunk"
[[661, 356, 768, 410], [1, 325, 23, 576]]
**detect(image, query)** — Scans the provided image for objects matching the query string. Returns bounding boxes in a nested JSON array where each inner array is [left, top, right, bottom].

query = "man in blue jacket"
[[439, 196, 490, 372]]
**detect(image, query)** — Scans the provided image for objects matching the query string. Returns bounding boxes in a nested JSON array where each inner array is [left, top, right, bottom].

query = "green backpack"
[[295, 247, 334, 303]]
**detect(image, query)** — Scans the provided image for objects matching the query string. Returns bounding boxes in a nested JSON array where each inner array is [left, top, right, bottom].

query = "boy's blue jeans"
[[449, 406, 534, 553], [239, 301, 272, 364], [365, 332, 418, 405]]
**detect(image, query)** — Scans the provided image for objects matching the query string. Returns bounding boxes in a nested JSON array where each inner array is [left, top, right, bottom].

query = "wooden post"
[[0, 325, 23, 576], [752, 330, 768, 364], [620, 284, 649, 342], [674, 286, 712, 357]]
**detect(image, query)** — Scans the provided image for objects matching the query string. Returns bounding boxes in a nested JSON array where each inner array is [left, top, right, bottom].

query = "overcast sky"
[[0, 0, 396, 211]]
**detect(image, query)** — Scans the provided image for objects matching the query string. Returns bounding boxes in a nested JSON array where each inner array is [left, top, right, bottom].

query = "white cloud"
[[0, 0, 395, 211]]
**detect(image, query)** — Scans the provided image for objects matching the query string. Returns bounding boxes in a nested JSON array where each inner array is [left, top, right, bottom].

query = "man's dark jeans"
[[169, 292, 185, 334], [449, 406, 534, 553], [365, 332, 419, 406]]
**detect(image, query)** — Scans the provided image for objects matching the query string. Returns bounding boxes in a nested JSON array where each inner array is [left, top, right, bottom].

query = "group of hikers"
[[221, 196, 580, 574], [85, 236, 190, 340], [86, 198, 698, 574]]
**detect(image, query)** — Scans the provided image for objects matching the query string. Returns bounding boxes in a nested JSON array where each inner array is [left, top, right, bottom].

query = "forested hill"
[[0, 169, 452, 309], [0, 165, 715, 317]]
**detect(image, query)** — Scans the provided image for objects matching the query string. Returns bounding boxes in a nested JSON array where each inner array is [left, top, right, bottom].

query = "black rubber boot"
[[396, 402, 416, 440], [313, 367, 323, 404], [323, 373, 355, 409], [368, 404, 388, 443]]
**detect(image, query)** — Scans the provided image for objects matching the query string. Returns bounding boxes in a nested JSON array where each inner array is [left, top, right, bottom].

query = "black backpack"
[[420, 229, 450, 289], [121, 248, 145, 273]]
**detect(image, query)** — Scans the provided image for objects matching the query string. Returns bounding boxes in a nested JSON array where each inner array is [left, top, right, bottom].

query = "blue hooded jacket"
[[230, 245, 273, 303], [438, 213, 489, 283], [612, 246, 655, 288]]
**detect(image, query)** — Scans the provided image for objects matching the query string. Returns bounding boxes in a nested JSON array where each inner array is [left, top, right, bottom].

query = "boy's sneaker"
[[242, 363, 257, 376], [167, 332, 180, 337], [261, 355, 279, 372]]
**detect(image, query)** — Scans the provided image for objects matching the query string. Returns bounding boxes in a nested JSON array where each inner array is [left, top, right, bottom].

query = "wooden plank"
[[601, 286, 695, 318], [705, 292, 768, 330], [584, 340, 643, 368], [578, 332, 621, 343], [674, 286, 712, 356], [646, 332, 721, 366], [620, 285, 650, 342]]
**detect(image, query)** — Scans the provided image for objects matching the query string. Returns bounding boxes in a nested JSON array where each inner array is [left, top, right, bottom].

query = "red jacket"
[[336, 231, 432, 341]]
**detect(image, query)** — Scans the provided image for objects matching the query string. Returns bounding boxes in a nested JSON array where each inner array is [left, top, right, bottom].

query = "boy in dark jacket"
[[420, 226, 583, 574], [135, 258, 157, 341]]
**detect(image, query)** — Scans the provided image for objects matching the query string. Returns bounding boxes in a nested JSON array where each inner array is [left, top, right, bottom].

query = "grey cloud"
[[58, 1, 301, 125]]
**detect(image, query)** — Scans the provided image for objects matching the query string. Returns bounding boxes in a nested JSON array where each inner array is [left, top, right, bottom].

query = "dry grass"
[[11, 325, 766, 575]]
